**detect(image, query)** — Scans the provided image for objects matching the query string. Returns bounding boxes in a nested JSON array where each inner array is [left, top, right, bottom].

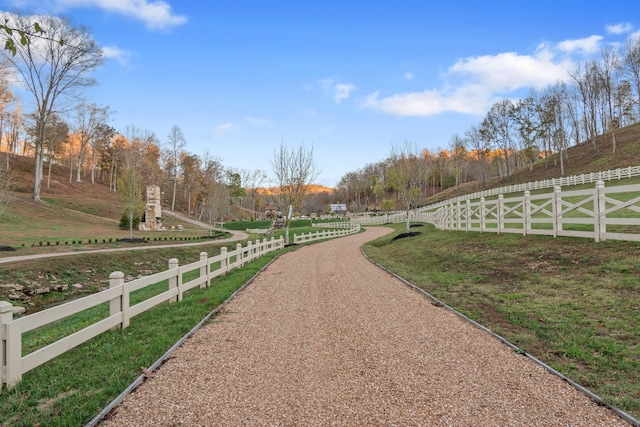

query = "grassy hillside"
[[0, 156, 211, 249]]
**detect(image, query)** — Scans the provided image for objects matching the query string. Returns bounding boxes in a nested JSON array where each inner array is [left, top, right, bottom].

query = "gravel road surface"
[[102, 227, 630, 426]]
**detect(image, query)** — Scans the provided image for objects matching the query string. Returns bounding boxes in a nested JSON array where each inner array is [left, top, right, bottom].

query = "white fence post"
[[595, 180, 606, 242], [1, 300, 23, 389], [523, 191, 531, 236], [246, 241, 253, 263], [200, 252, 208, 288], [465, 200, 471, 232], [109, 271, 127, 328], [554, 186, 562, 237], [480, 198, 486, 233], [168, 258, 180, 303], [497, 194, 504, 234], [220, 247, 228, 273], [236, 244, 243, 267]]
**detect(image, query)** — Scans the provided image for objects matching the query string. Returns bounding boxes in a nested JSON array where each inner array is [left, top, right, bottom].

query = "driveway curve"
[[102, 227, 628, 426]]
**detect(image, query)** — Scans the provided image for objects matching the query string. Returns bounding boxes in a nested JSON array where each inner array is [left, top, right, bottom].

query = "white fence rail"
[[294, 224, 361, 244], [431, 180, 640, 242], [1, 236, 284, 389], [350, 180, 640, 243], [423, 165, 640, 212]]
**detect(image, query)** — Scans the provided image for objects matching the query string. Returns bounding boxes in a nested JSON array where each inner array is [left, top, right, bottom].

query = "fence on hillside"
[[1, 237, 284, 389], [424, 165, 640, 212]]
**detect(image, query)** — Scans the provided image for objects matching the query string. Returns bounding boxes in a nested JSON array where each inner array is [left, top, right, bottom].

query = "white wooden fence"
[[351, 180, 640, 242], [430, 180, 640, 242], [1, 237, 284, 389], [294, 224, 361, 244]]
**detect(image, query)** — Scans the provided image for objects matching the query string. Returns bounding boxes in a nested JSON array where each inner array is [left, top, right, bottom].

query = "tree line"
[[336, 37, 640, 214]]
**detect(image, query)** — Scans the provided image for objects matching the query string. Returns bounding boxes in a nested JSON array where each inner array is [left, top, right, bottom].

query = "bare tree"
[[196, 151, 224, 230], [598, 48, 622, 153], [43, 112, 69, 187], [179, 152, 201, 216], [0, 161, 12, 217], [271, 141, 320, 244], [464, 125, 491, 187], [1, 13, 103, 201], [449, 134, 467, 188], [239, 168, 268, 219], [166, 125, 187, 211], [481, 99, 517, 177], [118, 126, 154, 238], [387, 141, 422, 233], [70, 102, 111, 182], [571, 61, 603, 152], [622, 36, 640, 125]]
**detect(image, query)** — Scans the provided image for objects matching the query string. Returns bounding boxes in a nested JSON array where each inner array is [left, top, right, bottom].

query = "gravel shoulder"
[[102, 227, 630, 426]]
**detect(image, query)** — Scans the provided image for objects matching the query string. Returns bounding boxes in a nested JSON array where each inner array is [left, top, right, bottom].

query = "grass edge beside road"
[[362, 223, 640, 421]]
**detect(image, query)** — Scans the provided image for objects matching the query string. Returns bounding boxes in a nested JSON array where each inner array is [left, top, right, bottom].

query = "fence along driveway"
[[0, 237, 284, 389], [430, 180, 640, 242], [352, 178, 640, 243]]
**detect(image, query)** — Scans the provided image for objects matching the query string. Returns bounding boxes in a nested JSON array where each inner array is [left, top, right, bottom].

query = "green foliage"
[[118, 209, 140, 230], [2, 19, 62, 56]]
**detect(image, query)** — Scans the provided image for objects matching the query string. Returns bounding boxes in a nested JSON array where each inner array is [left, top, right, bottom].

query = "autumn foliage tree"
[[1, 14, 103, 202]]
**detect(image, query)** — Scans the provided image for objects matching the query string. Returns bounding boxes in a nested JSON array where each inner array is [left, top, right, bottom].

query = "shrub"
[[119, 209, 140, 230]]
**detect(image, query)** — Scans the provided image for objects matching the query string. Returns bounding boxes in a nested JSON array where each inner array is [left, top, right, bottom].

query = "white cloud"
[[403, 72, 414, 80], [449, 49, 571, 92], [606, 22, 633, 35], [556, 35, 603, 55], [49, 0, 187, 30], [362, 38, 589, 117], [101, 45, 131, 64], [315, 78, 356, 103], [213, 123, 236, 138], [334, 83, 355, 103]]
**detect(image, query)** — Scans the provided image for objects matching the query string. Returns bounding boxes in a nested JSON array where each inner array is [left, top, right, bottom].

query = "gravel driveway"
[[102, 227, 630, 426]]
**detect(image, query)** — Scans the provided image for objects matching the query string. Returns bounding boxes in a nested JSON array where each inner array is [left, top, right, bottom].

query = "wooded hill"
[[423, 121, 640, 205]]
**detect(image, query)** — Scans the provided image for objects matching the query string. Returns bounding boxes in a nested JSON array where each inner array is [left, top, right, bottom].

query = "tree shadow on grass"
[[392, 231, 422, 241]]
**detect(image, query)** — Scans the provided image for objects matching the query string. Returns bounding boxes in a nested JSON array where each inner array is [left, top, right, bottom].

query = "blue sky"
[[1, 1, 638, 187]]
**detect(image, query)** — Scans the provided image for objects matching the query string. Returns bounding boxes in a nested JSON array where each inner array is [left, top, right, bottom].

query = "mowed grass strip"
[[363, 223, 640, 419], [0, 252, 280, 427]]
